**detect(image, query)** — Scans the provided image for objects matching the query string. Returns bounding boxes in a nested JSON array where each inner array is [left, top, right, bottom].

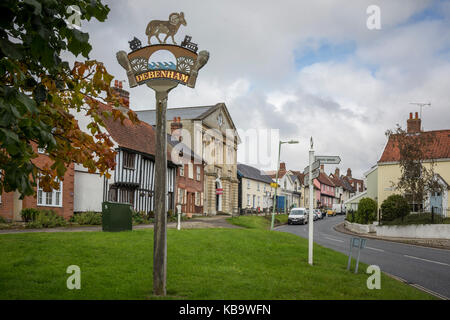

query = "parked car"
[[327, 209, 336, 217], [307, 209, 319, 221], [314, 209, 324, 219], [288, 208, 308, 225]]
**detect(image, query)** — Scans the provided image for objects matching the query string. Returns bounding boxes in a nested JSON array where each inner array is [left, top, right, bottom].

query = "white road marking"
[[366, 246, 385, 252], [404, 255, 450, 267], [324, 236, 344, 243]]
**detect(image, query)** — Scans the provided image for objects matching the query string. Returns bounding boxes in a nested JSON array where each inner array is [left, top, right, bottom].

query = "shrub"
[[356, 198, 377, 224], [132, 210, 151, 225], [346, 209, 356, 223], [71, 212, 102, 225], [26, 210, 67, 228], [381, 194, 410, 222], [20, 208, 40, 222], [0, 216, 7, 224]]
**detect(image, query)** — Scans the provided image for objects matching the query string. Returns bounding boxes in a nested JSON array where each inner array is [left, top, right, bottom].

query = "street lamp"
[[271, 139, 299, 230]]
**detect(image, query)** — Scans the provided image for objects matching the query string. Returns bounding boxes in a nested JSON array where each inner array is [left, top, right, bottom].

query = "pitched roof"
[[291, 170, 305, 185], [237, 164, 273, 184], [135, 105, 215, 125], [317, 172, 335, 187], [96, 102, 175, 163], [379, 130, 450, 163]]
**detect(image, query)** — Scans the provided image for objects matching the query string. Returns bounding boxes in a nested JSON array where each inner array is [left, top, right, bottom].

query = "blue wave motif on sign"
[[148, 62, 176, 70]]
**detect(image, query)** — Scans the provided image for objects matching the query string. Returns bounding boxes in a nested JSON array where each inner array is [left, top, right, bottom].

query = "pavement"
[[276, 215, 450, 300], [0, 215, 241, 235]]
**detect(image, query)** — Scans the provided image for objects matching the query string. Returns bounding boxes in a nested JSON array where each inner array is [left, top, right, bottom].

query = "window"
[[37, 180, 63, 207], [120, 188, 135, 205], [257, 183, 260, 191], [180, 165, 184, 176], [247, 194, 250, 206], [247, 180, 250, 189], [123, 151, 136, 169], [108, 186, 118, 202], [196, 165, 201, 181], [178, 188, 184, 204], [257, 196, 260, 207], [188, 163, 194, 179], [195, 192, 200, 206]]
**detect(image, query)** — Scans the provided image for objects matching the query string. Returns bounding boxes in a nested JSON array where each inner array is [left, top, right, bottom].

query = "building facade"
[[237, 163, 274, 212], [377, 113, 450, 216], [137, 103, 240, 215], [0, 146, 75, 221]]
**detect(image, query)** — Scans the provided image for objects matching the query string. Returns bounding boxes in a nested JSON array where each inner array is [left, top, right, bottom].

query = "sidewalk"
[[0, 215, 241, 235], [335, 222, 450, 250]]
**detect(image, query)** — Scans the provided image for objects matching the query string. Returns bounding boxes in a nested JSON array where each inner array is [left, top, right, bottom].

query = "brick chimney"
[[320, 164, 324, 173], [407, 112, 421, 133], [335, 167, 340, 177], [279, 162, 286, 172], [170, 117, 183, 141], [112, 80, 130, 108], [346, 168, 352, 178]]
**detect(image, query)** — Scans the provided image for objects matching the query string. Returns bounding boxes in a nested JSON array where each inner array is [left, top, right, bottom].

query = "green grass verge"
[[0, 224, 434, 299], [227, 214, 288, 229]]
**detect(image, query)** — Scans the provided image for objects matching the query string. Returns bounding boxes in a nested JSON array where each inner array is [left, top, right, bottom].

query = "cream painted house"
[[137, 103, 240, 215], [377, 113, 450, 216], [237, 163, 274, 212]]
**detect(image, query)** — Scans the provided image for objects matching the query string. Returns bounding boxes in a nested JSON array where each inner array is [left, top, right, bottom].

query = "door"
[[430, 192, 443, 214], [187, 192, 195, 214]]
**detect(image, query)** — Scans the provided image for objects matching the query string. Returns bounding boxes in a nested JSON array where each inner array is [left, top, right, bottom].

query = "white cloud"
[[77, 0, 449, 178]]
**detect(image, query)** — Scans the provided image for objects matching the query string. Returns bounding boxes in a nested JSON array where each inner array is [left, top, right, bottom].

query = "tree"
[[356, 197, 377, 224], [385, 126, 444, 212], [0, 0, 138, 196], [380, 194, 409, 222]]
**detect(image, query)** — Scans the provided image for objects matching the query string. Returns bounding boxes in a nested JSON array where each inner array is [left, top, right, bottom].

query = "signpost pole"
[[271, 141, 281, 231], [308, 137, 314, 265], [153, 89, 169, 296]]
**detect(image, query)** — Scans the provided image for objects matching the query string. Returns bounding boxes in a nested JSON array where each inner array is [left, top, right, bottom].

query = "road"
[[276, 215, 450, 299]]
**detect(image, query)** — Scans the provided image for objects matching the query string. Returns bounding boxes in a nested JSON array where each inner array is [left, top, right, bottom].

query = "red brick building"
[[169, 117, 205, 217], [0, 147, 74, 221]]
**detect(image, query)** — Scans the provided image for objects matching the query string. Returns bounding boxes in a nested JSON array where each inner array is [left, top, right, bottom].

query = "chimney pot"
[[335, 167, 340, 177], [118, 81, 122, 89], [407, 112, 421, 133], [114, 80, 118, 87], [279, 162, 286, 172], [415, 112, 418, 119], [409, 112, 413, 119], [347, 168, 352, 178]]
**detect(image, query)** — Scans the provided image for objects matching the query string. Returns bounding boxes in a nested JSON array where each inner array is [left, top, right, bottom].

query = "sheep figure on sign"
[[145, 12, 187, 45]]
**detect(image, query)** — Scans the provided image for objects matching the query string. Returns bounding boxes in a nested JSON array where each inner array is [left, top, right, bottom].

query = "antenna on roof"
[[409, 102, 431, 130]]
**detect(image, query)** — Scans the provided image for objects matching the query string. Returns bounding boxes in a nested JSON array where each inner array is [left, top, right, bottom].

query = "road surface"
[[276, 215, 450, 299]]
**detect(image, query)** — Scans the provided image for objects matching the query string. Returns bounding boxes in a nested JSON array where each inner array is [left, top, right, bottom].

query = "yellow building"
[[237, 163, 274, 212], [377, 113, 450, 216]]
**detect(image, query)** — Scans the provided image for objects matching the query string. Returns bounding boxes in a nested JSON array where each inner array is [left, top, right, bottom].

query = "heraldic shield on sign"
[[116, 12, 209, 89]]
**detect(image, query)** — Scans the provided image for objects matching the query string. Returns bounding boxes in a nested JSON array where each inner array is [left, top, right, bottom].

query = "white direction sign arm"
[[315, 155, 341, 164]]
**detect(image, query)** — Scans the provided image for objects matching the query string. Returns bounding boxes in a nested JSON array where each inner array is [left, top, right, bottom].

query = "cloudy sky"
[[80, 0, 450, 178]]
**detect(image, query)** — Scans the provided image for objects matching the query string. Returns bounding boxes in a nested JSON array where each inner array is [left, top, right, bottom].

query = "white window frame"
[[179, 165, 184, 177], [196, 165, 201, 181], [188, 163, 194, 179], [37, 180, 63, 207], [247, 180, 250, 189]]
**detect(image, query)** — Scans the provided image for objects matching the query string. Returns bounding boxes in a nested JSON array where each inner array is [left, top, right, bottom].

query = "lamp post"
[[271, 139, 299, 230]]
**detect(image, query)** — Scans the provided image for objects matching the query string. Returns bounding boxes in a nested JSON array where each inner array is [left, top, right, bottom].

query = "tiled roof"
[[379, 130, 450, 163], [317, 172, 335, 187], [291, 170, 305, 184], [237, 164, 274, 184], [96, 102, 175, 163], [135, 105, 216, 125]]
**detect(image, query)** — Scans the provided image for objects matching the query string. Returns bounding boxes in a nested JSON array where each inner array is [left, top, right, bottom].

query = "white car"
[[288, 207, 309, 225]]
